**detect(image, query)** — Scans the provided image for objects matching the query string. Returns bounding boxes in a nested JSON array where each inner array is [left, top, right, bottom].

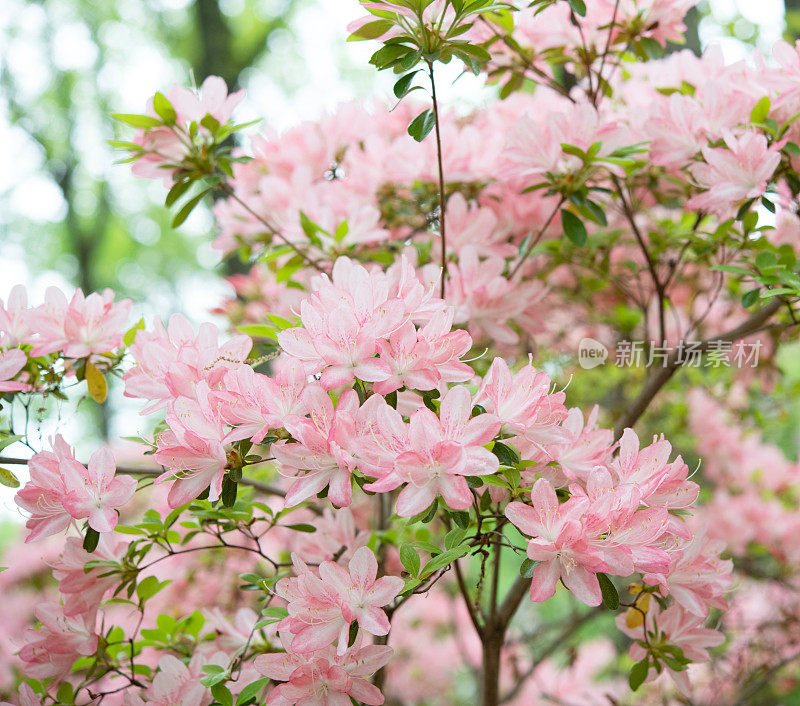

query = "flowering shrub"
[[3, 1, 800, 704]]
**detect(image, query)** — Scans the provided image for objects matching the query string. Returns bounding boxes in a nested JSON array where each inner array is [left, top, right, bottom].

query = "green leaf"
[[597, 573, 620, 610], [112, 113, 162, 129], [629, 658, 649, 691], [0, 467, 20, 489], [568, 0, 586, 16], [237, 324, 278, 340], [491, 441, 519, 468], [285, 523, 317, 533], [394, 72, 419, 99], [519, 558, 538, 578], [200, 664, 228, 687], [561, 209, 588, 246], [444, 528, 467, 551], [83, 527, 100, 553], [236, 678, 271, 705], [347, 19, 394, 41], [221, 476, 237, 507], [56, 682, 74, 704], [123, 318, 146, 347], [153, 92, 177, 123], [741, 288, 760, 308], [201, 113, 220, 133], [171, 189, 210, 228], [136, 576, 169, 601], [408, 109, 436, 142], [751, 96, 771, 125], [400, 545, 421, 577], [0, 435, 23, 452], [211, 683, 233, 706], [420, 544, 469, 577], [451, 510, 470, 529], [755, 251, 778, 270], [165, 179, 193, 208]]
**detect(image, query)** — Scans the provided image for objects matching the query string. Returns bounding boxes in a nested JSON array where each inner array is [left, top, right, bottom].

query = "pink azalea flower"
[[168, 75, 245, 125], [365, 386, 500, 516], [373, 321, 439, 394], [279, 301, 392, 390], [257, 633, 393, 706], [505, 478, 608, 606], [61, 447, 137, 533], [0, 284, 33, 347], [447, 246, 545, 345], [28, 287, 132, 359], [0, 683, 39, 706], [644, 530, 733, 617], [350, 393, 411, 479], [278, 548, 403, 656], [612, 428, 674, 503], [0, 348, 29, 392], [218, 359, 308, 443], [547, 407, 613, 483], [15, 435, 78, 542], [474, 357, 568, 445], [687, 131, 781, 214], [617, 604, 724, 696], [154, 382, 234, 507], [273, 388, 360, 508], [18, 602, 98, 681], [142, 653, 223, 706], [51, 534, 128, 620], [124, 313, 251, 414], [290, 507, 369, 564]]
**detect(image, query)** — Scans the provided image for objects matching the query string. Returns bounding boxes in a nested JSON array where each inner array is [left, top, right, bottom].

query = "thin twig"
[[218, 182, 324, 271], [427, 59, 448, 299]]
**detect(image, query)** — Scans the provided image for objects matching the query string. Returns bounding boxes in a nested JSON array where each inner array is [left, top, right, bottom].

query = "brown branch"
[[454, 558, 485, 639], [495, 573, 532, 630], [613, 296, 784, 440]]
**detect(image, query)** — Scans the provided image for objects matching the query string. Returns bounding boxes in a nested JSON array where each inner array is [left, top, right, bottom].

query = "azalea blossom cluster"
[[0, 285, 132, 396]]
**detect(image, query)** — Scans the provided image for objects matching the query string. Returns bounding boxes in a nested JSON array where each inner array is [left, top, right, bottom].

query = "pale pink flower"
[[0, 348, 29, 392], [687, 131, 781, 214], [18, 602, 98, 681], [15, 435, 78, 542], [290, 507, 369, 564], [278, 548, 403, 655], [154, 382, 234, 507], [142, 653, 221, 706], [0, 284, 33, 347], [28, 287, 132, 358], [617, 604, 724, 696], [61, 447, 137, 532], [218, 359, 308, 443], [0, 683, 39, 706], [473, 357, 568, 445], [447, 246, 545, 345], [168, 75, 245, 125], [505, 478, 607, 606], [258, 634, 392, 706], [365, 386, 500, 516], [124, 313, 251, 414], [273, 388, 359, 508]]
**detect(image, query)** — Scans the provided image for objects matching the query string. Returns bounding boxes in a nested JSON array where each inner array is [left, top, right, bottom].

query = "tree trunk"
[[481, 628, 503, 706]]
